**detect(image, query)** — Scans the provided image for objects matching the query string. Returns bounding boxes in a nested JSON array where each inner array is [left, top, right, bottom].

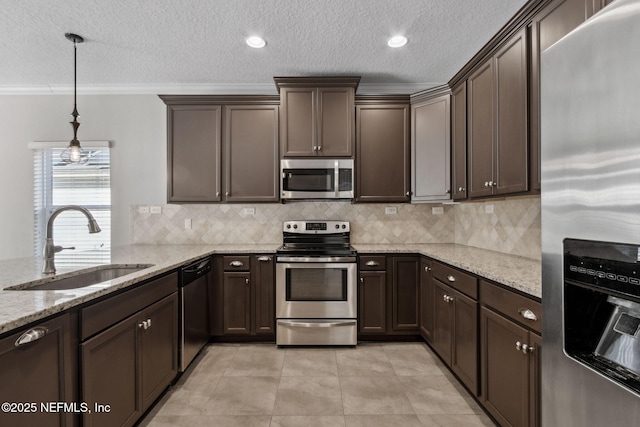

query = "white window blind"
[[32, 142, 111, 268]]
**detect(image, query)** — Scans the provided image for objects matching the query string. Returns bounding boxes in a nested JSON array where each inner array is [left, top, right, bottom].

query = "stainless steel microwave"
[[281, 159, 354, 200]]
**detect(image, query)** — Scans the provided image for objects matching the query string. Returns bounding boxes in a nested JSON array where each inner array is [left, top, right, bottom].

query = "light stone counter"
[[0, 244, 278, 335], [353, 243, 541, 299]]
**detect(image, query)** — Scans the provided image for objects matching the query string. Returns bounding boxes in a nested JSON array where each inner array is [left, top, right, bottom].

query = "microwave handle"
[[334, 160, 340, 198]]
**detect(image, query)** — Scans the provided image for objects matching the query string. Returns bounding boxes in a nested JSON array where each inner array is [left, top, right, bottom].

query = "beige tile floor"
[[139, 342, 496, 427]]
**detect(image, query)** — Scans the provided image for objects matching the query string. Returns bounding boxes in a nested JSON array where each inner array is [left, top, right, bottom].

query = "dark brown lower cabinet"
[[419, 257, 433, 342], [432, 279, 479, 395], [81, 293, 178, 427], [359, 271, 387, 334], [212, 254, 275, 338], [390, 256, 420, 332], [0, 313, 77, 427]]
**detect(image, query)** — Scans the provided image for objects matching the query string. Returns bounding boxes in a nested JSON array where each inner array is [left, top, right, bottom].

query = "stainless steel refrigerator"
[[541, 0, 640, 425]]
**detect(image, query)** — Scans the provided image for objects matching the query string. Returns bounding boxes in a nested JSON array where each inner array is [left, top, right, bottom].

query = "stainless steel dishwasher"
[[179, 256, 211, 371]]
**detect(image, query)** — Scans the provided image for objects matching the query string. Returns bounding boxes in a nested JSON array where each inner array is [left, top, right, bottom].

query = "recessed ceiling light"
[[388, 35, 408, 48], [246, 36, 266, 48]]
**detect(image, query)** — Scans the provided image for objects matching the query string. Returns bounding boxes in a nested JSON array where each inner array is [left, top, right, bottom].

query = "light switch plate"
[[432, 207, 444, 215], [138, 206, 149, 214], [244, 208, 256, 215], [184, 219, 192, 230], [385, 206, 398, 215], [150, 206, 162, 214], [485, 204, 494, 214]]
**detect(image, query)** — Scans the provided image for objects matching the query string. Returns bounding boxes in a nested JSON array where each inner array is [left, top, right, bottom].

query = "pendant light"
[[60, 33, 89, 164]]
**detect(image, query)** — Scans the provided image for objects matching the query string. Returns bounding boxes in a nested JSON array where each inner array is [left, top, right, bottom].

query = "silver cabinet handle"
[[15, 327, 48, 347], [458, 186, 464, 192], [147, 318, 152, 328], [360, 277, 364, 283], [258, 256, 271, 262], [230, 260, 244, 267], [526, 345, 535, 354], [447, 275, 456, 282], [216, 191, 220, 197], [521, 344, 530, 354], [365, 260, 379, 267], [226, 191, 230, 196], [443, 295, 453, 303], [425, 266, 432, 272], [484, 182, 489, 188], [516, 341, 522, 351], [138, 321, 146, 329], [519, 308, 538, 321], [406, 191, 411, 196], [245, 278, 250, 284]]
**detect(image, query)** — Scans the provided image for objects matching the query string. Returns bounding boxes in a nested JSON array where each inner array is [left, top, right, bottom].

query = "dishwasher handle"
[[180, 257, 212, 286]]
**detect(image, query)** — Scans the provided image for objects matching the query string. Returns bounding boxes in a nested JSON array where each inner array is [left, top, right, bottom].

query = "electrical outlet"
[[138, 206, 149, 214], [150, 206, 162, 214], [432, 206, 444, 215], [385, 206, 398, 215], [244, 208, 256, 215], [184, 219, 192, 230], [485, 204, 494, 214]]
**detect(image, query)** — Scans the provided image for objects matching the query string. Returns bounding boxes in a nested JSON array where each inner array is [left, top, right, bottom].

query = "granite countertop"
[[0, 242, 540, 336], [353, 243, 541, 299]]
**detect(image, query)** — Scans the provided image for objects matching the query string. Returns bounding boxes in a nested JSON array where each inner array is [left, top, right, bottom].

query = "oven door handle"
[[278, 320, 356, 328]]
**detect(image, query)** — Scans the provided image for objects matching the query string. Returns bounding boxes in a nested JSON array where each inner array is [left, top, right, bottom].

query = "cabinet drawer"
[[81, 272, 178, 340], [433, 262, 478, 299], [480, 280, 541, 334], [359, 255, 386, 271], [223, 256, 251, 271]]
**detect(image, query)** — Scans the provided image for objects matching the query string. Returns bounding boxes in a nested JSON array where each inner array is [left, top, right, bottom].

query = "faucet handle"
[[54, 246, 75, 253]]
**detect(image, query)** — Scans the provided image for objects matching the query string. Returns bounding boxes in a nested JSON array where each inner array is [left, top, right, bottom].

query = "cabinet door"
[[139, 294, 178, 410], [481, 307, 529, 427], [82, 316, 139, 427], [390, 257, 420, 331], [419, 259, 433, 342], [252, 255, 275, 335], [411, 95, 451, 202], [167, 105, 221, 202], [317, 87, 355, 157], [223, 272, 252, 334], [356, 104, 410, 202], [359, 271, 387, 334], [467, 60, 494, 198], [280, 87, 316, 156], [494, 27, 528, 195], [0, 313, 77, 427], [452, 82, 467, 200], [432, 280, 453, 364], [529, 333, 542, 427], [530, 0, 587, 191], [451, 287, 479, 396], [224, 105, 279, 202]]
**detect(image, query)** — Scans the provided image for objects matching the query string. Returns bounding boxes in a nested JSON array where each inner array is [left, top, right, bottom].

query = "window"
[[31, 141, 111, 268]]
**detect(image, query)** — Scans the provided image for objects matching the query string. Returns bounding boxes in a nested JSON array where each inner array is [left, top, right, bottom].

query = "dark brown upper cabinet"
[[166, 105, 222, 202], [468, 27, 528, 199], [410, 87, 451, 202], [224, 105, 279, 202], [451, 81, 467, 201], [355, 97, 410, 202], [161, 95, 280, 203], [275, 76, 360, 157]]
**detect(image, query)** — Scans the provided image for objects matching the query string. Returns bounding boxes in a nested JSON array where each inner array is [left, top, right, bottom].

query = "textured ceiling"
[[0, 0, 528, 94]]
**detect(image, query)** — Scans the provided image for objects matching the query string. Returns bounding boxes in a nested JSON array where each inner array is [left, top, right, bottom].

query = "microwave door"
[[282, 168, 335, 198]]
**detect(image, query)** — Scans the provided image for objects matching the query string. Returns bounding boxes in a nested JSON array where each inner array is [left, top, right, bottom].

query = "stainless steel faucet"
[[42, 205, 101, 274]]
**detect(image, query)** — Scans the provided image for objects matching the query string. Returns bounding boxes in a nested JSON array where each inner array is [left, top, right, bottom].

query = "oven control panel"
[[283, 221, 349, 234]]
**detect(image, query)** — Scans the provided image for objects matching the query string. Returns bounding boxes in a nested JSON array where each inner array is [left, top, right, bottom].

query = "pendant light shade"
[[61, 33, 89, 164]]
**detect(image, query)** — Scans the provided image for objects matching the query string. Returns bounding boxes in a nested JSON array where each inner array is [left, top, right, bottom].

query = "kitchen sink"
[[6, 264, 155, 291]]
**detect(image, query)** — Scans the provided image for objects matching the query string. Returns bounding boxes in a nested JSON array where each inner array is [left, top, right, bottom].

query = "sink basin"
[[6, 264, 155, 291]]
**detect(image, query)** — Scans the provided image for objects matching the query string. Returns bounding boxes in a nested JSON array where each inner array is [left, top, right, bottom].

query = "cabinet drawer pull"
[[258, 256, 271, 262], [447, 275, 456, 282], [138, 321, 146, 329], [519, 308, 538, 321], [425, 266, 432, 272], [245, 278, 250, 285], [521, 344, 530, 354], [516, 341, 522, 351], [443, 295, 453, 303], [230, 260, 244, 267], [147, 318, 152, 328], [360, 277, 364, 283], [15, 327, 48, 347], [365, 260, 379, 267]]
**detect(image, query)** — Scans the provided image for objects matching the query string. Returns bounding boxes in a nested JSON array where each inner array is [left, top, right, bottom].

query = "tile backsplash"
[[131, 197, 541, 260]]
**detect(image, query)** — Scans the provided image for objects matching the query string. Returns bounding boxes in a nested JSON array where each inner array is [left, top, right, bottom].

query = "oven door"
[[276, 260, 357, 319]]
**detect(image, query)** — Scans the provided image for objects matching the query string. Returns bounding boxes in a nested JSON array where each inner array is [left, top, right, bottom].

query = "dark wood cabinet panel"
[[451, 82, 468, 200], [411, 93, 451, 202], [530, 0, 588, 192], [0, 313, 77, 427], [139, 295, 178, 410], [481, 306, 530, 427], [432, 280, 453, 363], [390, 257, 420, 331], [450, 287, 479, 395], [317, 87, 355, 157], [494, 27, 528, 195], [167, 105, 222, 202], [359, 271, 387, 334], [223, 272, 252, 335], [467, 60, 495, 199], [356, 104, 410, 202], [529, 333, 542, 427], [224, 105, 279, 202], [252, 255, 275, 335], [280, 87, 317, 156], [419, 258, 433, 342]]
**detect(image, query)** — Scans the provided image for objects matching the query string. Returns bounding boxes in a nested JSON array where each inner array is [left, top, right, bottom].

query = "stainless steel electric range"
[[275, 220, 357, 346]]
